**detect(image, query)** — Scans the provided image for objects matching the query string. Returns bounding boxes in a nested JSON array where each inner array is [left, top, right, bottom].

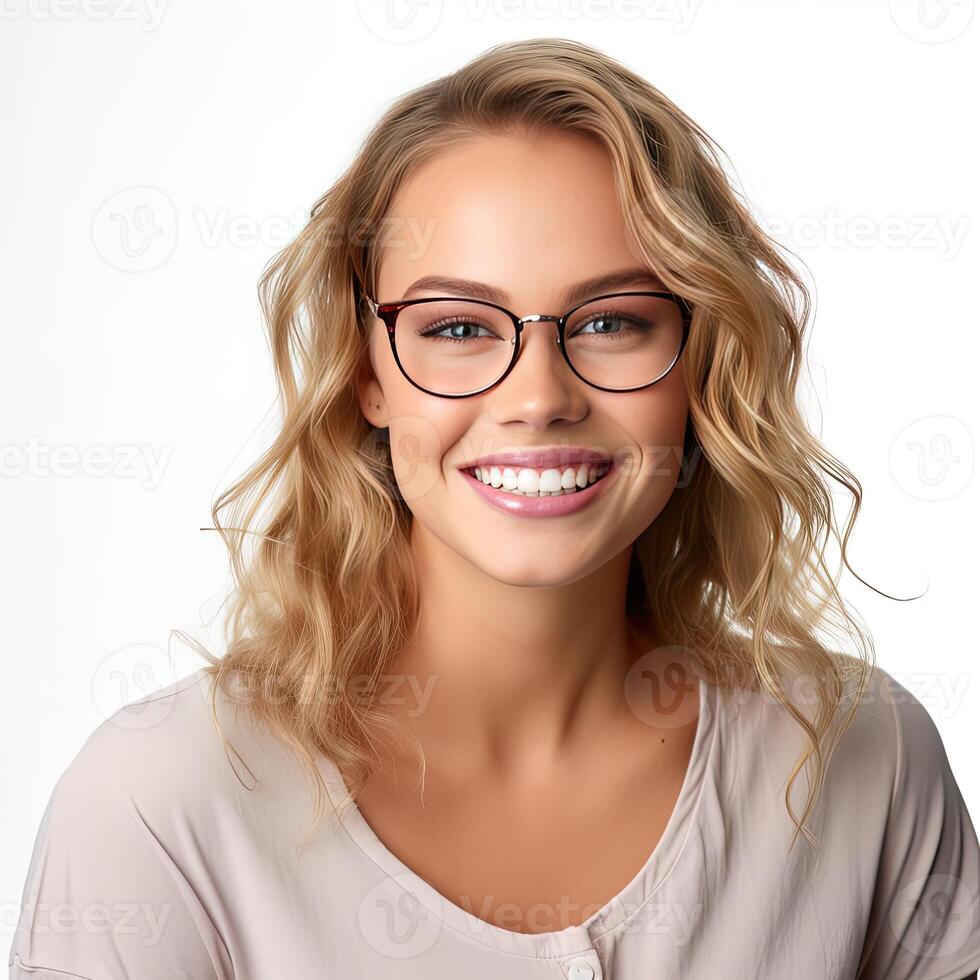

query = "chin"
[[465, 547, 606, 589]]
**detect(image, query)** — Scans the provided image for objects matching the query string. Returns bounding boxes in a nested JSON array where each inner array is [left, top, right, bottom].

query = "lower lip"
[[459, 463, 619, 517]]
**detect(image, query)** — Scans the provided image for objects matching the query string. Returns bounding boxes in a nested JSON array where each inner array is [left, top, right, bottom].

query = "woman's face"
[[358, 129, 690, 587]]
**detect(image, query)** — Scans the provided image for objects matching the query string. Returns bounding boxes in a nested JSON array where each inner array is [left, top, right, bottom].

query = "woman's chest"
[[351, 730, 698, 935], [216, 770, 878, 980]]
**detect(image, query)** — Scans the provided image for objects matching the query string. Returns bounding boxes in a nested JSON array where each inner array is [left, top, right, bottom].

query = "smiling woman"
[[10, 36, 980, 980]]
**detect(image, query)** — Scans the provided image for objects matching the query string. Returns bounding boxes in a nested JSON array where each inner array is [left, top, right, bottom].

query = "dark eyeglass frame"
[[364, 290, 694, 399]]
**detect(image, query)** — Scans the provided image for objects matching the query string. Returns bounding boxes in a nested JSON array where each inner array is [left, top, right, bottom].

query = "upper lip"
[[457, 447, 614, 471]]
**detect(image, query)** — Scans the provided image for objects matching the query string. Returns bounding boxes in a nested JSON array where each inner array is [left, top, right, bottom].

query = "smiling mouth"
[[464, 461, 614, 497]]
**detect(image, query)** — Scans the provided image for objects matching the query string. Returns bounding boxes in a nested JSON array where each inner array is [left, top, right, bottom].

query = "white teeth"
[[471, 463, 611, 496]]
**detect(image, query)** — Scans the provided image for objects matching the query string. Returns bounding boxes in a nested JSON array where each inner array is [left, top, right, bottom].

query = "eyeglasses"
[[364, 290, 693, 398]]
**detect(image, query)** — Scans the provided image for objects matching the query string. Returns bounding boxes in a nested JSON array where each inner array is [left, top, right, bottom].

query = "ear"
[[355, 342, 387, 429]]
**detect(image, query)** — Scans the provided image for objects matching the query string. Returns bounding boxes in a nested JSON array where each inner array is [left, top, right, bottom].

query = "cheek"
[[648, 415, 691, 490], [385, 415, 447, 506], [386, 405, 477, 509], [608, 380, 690, 482], [369, 329, 450, 499]]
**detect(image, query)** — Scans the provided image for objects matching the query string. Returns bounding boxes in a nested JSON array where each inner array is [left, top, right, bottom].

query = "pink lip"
[[460, 461, 619, 517]]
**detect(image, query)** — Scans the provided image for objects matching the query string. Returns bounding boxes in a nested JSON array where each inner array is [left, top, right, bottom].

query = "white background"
[[2, 0, 978, 950]]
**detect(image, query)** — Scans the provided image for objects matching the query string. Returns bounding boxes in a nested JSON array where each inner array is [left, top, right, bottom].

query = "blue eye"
[[418, 318, 501, 343], [570, 313, 653, 339]]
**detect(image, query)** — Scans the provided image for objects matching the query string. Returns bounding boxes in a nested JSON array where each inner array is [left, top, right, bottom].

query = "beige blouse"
[[9, 663, 980, 979]]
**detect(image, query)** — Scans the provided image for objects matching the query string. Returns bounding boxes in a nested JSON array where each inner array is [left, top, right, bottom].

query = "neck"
[[378, 519, 660, 779]]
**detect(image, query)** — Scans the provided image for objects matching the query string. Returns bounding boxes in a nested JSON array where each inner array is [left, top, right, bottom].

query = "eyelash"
[[416, 311, 646, 343], [416, 317, 495, 341]]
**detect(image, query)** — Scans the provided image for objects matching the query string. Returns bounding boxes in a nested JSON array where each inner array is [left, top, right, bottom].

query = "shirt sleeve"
[[8, 719, 230, 980], [857, 669, 980, 980]]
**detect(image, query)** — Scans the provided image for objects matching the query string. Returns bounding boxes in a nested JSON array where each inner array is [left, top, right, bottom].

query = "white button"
[[567, 959, 595, 980]]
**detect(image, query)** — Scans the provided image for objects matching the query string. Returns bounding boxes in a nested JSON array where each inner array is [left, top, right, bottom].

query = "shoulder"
[[712, 659, 980, 976], [711, 659, 971, 840], [868, 664, 963, 790], [22, 666, 254, 901], [10, 668, 242, 978], [719, 657, 959, 778], [10, 666, 332, 978], [836, 660, 971, 815], [709, 659, 899, 804], [842, 663, 980, 979], [49, 666, 319, 821], [51, 668, 229, 814], [32, 664, 335, 870]]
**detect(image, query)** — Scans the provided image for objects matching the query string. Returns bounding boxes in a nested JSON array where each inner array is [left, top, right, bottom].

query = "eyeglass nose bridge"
[[514, 313, 563, 346], [504, 313, 577, 389]]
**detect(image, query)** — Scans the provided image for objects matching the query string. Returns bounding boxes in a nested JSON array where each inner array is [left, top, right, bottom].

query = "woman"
[[10, 37, 980, 980]]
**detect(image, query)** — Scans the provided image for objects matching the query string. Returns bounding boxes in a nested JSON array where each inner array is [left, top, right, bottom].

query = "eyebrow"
[[400, 268, 666, 308]]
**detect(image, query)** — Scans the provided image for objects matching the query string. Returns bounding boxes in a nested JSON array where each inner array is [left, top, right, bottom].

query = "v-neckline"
[[315, 672, 719, 960]]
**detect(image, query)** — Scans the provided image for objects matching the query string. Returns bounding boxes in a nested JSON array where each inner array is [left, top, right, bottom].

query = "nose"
[[487, 317, 588, 425], [513, 316, 566, 373]]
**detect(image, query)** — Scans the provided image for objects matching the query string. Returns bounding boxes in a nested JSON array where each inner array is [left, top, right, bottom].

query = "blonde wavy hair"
[[184, 37, 888, 853]]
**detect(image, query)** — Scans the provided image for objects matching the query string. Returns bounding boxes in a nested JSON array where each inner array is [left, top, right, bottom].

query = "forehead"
[[374, 131, 644, 306]]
